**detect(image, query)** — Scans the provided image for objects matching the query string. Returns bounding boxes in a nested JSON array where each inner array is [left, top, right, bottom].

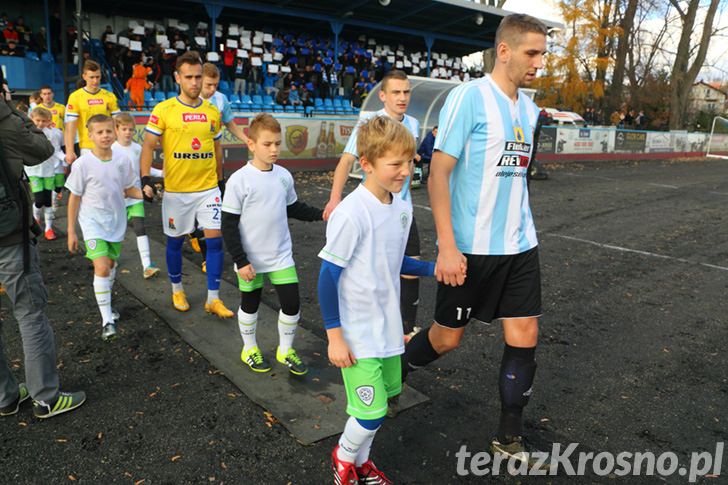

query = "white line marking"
[[563, 173, 617, 181], [709, 191, 728, 196], [647, 183, 678, 189], [546, 233, 728, 272]]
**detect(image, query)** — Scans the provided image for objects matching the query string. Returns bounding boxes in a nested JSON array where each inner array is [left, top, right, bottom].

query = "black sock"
[[402, 326, 440, 381], [497, 344, 537, 442], [400, 277, 419, 334]]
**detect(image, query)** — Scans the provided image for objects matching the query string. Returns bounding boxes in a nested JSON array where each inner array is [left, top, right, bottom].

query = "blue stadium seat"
[[273, 104, 284, 112], [25, 51, 40, 61], [324, 98, 334, 108], [314, 98, 324, 107], [230, 94, 241, 104], [144, 91, 153, 101], [263, 95, 274, 106], [154, 91, 166, 101], [333, 98, 343, 108], [305, 106, 315, 115], [241, 95, 252, 105], [219, 80, 231, 91], [284, 105, 295, 113], [41, 52, 54, 62], [295, 105, 305, 113], [167, 91, 177, 99], [252, 95, 263, 106], [325, 108, 335, 115]]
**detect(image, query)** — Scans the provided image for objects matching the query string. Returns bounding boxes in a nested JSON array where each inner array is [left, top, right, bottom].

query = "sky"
[[491, 0, 728, 82]]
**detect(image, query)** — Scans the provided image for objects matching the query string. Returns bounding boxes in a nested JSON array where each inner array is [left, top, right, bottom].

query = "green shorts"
[[341, 356, 402, 420], [126, 202, 145, 220], [29, 176, 55, 193], [85, 239, 122, 261], [54, 173, 65, 189], [237, 265, 298, 292]]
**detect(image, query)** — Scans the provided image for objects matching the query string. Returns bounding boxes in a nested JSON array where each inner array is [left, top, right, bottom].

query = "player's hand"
[[323, 195, 341, 221], [414, 154, 421, 162], [237, 264, 256, 282], [328, 338, 356, 368], [65, 151, 77, 165], [141, 176, 156, 202], [436, 246, 467, 287], [67, 232, 78, 254]]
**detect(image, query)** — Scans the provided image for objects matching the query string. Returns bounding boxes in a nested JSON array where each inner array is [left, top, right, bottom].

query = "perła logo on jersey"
[[183, 113, 208, 122], [87, 99, 104, 105]]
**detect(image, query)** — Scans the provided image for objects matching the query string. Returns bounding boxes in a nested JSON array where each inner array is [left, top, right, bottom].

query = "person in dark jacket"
[[0, 74, 86, 419], [417, 125, 437, 183]]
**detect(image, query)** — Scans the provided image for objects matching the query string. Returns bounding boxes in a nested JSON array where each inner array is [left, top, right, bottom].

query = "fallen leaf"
[[171, 455, 181, 462], [313, 424, 321, 430], [227, 393, 237, 399], [220, 462, 227, 470], [134, 480, 146, 485], [18, 421, 27, 427], [316, 394, 333, 404], [56, 438, 68, 443], [97, 432, 103, 440], [68, 475, 76, 481], [121, 269, 130, 274]]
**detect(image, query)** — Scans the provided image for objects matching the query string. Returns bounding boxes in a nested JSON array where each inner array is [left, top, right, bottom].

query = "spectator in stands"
[[1, 39, 19, 56], [223, 46, 235, 80], [101, 25, 113, 44], [276, 88, 291, 107], [160, 50, 176, 94], [300, 83, 314, 108], [635, 110, 648, 130], [3, 22, 19, 44], [14, 17, 30, 45], [31, 27, 48, 54], [247, 61, 262, 95], [289, 84, 302, 106], [351, 85, 363, 108], [624, 109, 635, 128], [233, 58, 247, 97], [342, 67, 355, 98], [328, 65, 339, 99], [0, 13, 7, 32]]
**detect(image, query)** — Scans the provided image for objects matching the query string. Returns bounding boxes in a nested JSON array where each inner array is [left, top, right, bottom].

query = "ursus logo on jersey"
[[183, 113, 208, 122], [356, 386, 374, 406], [87, 98, 105, 106], [191, 137, 201, 151]]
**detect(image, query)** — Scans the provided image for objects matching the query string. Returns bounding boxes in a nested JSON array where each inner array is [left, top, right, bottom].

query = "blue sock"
[[166, 236, 184, 284], [205, 237, 223, 291]]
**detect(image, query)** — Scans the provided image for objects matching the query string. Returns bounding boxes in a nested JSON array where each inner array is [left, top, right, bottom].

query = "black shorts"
[[404, 215, 420, 257], [434, 246, 542, 328]]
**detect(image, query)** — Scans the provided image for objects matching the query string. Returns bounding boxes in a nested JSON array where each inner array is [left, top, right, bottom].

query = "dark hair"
[[495, 14, 548, 47], [176, 50, 203, 71], [381, 69, 408, 91], [82, 60, 101, 73]]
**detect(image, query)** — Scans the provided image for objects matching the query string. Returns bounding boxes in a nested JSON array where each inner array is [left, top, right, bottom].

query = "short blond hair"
[[248, 113, 281, 141], [356, 116, 416, 164], [30, 106, 52, 120], [86, 113, 113, 130], [114, 112, 136, 127], [202, 62, 220, 79]]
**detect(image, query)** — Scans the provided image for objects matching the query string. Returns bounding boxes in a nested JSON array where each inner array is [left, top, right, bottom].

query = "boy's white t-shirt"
[[112, 141, 143, 207], [318, 184, 412, 359], [65, 151, 136, 242], [221, 162, 297, 273], [25, 127, 63, 179]]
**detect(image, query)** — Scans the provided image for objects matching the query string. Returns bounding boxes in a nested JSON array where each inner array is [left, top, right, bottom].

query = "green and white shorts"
[[236, 265, 298, 292], [85, 239, 122, 261], [126, 201, 145, 220], [29, 176, 55, 193], [341, 356, 402, 420]]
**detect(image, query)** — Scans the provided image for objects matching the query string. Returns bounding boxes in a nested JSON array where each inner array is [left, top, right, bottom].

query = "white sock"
[[109, 266, 116, 290], [356, 434, 375, 467], [277, 310, 299, 354], [172, 282, 184, 293], [206, 289, 219, 304], [43, 207, 53, 231], [238, 308, 258, 350], [337, 417, 378, 464], [136, 235, 152, 268], [33, 205, 41, 221], [93, 275, 114, 324]]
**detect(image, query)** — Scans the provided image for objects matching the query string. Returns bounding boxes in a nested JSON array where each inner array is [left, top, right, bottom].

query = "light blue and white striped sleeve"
[[434, 85, 478, 160]]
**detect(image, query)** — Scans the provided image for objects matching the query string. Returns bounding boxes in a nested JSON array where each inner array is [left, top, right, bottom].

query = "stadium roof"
[[92, 0, 562, 56]]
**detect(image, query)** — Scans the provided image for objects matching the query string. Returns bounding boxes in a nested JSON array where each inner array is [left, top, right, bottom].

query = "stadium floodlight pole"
[[204, 3, 224, 53], [424, 35, 434, 77]]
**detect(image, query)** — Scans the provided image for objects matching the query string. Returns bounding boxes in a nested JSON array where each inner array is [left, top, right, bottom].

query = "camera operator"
[[0, 72, 86, 419]]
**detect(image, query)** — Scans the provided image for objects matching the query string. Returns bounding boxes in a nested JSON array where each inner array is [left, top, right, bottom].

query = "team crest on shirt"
[[278, 176, 289, 189], [356, 386, 375, 406], [400, 212, 409, 229], [87, 239, 97, 250], [191, 137, 201, 151]]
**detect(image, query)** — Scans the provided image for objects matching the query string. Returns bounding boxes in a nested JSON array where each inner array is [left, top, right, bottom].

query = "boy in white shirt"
[[66, 114, 143, 341], [317, 116, 437, 484], [112, 112, 162, 279], [221, 114, 323, 376], [27, 107, 64, 240]]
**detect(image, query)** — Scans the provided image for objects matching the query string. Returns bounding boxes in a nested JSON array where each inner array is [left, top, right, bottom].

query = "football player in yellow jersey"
[[39, 85, 69, 207], [140, 51, 233, 319], [39, 85, 65, 132], [64, 60, 120, 164]]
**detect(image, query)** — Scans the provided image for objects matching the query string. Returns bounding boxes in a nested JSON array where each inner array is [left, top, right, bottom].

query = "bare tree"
[[607, 0, 638, 114], [668, 0, 721, 129]]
